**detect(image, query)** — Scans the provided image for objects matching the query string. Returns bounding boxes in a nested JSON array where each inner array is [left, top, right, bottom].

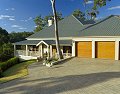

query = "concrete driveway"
[[0, 58, 120, 94]]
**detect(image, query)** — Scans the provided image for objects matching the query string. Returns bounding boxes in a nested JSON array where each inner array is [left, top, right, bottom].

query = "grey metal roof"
[[44, 40, 72, 46], [27, 15, 95, 39], [14, 40, 41, 45], [14, 40, 72, 46], [79, 15, 120, 36]]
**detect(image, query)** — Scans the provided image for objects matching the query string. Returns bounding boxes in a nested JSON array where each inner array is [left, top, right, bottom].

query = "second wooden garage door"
[[76, 41, 92, 58], [95, 41, 115, 59]]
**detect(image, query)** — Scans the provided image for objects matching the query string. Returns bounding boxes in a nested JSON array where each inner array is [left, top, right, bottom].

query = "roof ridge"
[[72, 15, 84, 25]]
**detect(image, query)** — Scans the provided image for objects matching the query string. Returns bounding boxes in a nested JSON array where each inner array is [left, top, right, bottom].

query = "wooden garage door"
[[76, 41, 92, 58], [96, 41, 115, 59]]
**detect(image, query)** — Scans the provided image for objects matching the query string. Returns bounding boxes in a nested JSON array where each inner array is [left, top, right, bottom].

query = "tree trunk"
[[50, 0, 63, 60]]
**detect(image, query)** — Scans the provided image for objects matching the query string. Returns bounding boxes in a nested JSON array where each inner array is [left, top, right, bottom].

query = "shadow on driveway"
[[0, 72, 120, 94]]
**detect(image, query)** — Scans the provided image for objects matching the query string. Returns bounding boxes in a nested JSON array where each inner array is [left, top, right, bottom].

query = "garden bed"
[[43, 57, 74, 67]]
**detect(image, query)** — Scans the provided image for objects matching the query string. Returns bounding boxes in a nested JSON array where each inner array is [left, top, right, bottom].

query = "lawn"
[[0, 60, 36, 83]]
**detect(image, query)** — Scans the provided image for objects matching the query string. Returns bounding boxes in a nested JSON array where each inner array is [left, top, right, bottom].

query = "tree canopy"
[[34, 16, 44, 32], [0, 27, 33, 62], [92, 0, 111, 10], [34, 12, 63, 32], [84, 0, 111, 19], [9, 31, 34, 43], [0, 27, 9, 46], [72, 9, 85, 19]]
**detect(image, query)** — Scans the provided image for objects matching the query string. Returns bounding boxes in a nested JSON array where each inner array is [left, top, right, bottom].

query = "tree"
[[9, 31, 34, 43], [34, 12, 63, 32], [92, 0, 111, 10], [50, 0, 63, 60], [56, 12, 64, 21], [0, 27, 9, 46], [34, 16, 44, 32], [87, 10, 99, 20], [34, 13, 63, 32], [44, 12, 63, 25], [0, 27, 14, 62], [0, 43, 14, 62], [72, 9, 85, 19], [84, 0, 111, 19]]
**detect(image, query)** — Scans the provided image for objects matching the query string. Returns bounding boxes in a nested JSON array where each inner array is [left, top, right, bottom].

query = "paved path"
[[0, 58, 120, 94]]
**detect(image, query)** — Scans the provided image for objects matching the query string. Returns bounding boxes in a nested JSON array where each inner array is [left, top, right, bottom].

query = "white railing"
[[15, 50, 26, 56], [15, 50, 40, 57], [63, 53, 72, 58], [55, 53, 72, 58], [16, 50, 72, 59], [28, 51, 40, 57]]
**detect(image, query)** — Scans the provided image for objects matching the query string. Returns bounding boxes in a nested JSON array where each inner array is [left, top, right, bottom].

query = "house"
[[74, 15, 120, 60], [14, 15, 120, 60]]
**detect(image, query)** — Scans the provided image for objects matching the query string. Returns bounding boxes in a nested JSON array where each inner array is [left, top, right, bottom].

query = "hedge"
[[0, 57, 19, 77]]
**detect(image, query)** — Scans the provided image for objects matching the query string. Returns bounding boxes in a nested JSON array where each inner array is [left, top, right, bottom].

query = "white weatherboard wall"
[[73, 37, 120, 60]]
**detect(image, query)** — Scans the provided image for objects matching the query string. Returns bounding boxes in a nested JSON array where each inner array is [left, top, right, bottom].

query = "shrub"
[[0, 57, 19, 76], [0, 43, 14, 62], [0, 67, 2, 77]]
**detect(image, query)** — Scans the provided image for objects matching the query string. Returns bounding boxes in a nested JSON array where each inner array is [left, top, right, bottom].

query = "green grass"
[[0, 59, 36, 83]]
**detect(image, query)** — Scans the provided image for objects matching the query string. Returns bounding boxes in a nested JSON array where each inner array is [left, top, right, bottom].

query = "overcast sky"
[[0, 0, 120, 33]]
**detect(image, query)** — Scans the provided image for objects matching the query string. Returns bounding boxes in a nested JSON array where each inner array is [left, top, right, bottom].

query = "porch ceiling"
[[44, 40, 72, 46], [14, 40, 72, 46]]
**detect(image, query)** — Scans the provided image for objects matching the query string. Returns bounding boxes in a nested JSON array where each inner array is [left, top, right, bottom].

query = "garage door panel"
[[76, 42, 92, 58], [96, 41, 115, 59]]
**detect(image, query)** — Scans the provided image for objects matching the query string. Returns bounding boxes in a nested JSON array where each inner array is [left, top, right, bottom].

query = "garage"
[[95, 41, 115, 59], [76, 41, 92, 58]]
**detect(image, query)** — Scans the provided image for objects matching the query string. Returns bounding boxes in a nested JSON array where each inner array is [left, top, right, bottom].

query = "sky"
[[0, 0, 120, 33]]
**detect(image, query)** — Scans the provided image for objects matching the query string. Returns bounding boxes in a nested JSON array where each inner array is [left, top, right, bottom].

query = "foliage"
[[0, 27, 9, 46], [87, 10, 99, 20], [84, 0, 111, 19], [0, 27, 33, 62], [0, 57, 19, 77], [84, 0, 111, 10], [34, 12, 63, 32], [0, 43, 14, 62], [72, 9, 85, 19], [0, 60, 35, 83], [0, 68, 2, 77], [34, 16, 44, 32], [9, 31, 34, 43], [53, 12, 63, 21], [92, 0, 111, 10], [43, 58, 59, 66], [0, 27, 13, 62]]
